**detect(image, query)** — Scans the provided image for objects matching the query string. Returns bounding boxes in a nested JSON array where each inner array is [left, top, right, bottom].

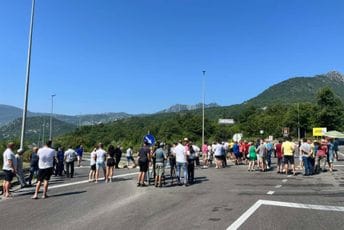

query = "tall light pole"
[[20, 0, 36, 150], [49, 94, 56, 141], [202, 70, 206, 148], [297, 103, 300, 141]]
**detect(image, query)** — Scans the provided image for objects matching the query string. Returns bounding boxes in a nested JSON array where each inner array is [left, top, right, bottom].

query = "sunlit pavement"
[[1, 152, 344, 230]]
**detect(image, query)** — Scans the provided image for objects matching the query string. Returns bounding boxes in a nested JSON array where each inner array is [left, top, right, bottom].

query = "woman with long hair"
[[105, 145, 116, 183]]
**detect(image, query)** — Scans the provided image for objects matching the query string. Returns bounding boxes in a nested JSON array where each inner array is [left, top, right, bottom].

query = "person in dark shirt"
[[137, 141, 150, 187], [28, 147, 39, 186], [55, 147, 65, 176], [114, 145, 122, 169], [105, 145, 116, 183]]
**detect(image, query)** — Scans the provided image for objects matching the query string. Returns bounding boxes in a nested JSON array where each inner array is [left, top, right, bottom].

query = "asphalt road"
[[1, 151, 344, 230]]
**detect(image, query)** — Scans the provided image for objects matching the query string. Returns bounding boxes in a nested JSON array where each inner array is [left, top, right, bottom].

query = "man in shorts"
[[282, 137, 295, 175], [154, 143, 167, 187], [137, 141, 150, 186], [76, 145, 84, 167], [95, 143, 107, 183], [2, 142, 16, 199], [32, 141, 56, 199]]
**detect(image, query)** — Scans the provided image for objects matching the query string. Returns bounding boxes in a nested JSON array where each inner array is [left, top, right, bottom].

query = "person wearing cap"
[[2, 142, 17, 199], [15, 148, 28, 188]]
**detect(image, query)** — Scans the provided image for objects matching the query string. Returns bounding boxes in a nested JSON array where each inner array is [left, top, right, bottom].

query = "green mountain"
[[55, 71, 344, 150], [0, 116, 77, 143], [246, 71, 344, 106]]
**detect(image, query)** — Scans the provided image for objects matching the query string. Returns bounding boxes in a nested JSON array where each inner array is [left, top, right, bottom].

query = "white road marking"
[[267, 191, 275, 195], [226, 200, 264, 230], [334, 165, 344, 167], [275, 185, 282, 188], [282, 179, 288, 183], [287, 175, 292, 178], [18, 172, 139, 193], [227, 199, 344, 230]]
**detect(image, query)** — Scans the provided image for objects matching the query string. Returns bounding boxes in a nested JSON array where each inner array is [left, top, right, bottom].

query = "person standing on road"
[[32, 141, 56, 199], [114, 145, 122, 169], [95, 143, 107, 183], [265, 140, 273, 170], [202, 141, 209, 168], [105, 145, 116, 183], [137, 141, 150, 187], [76, 145, 84, 167], [126, 146, 136, 168], [248, 142, 257, 171], [55, 147, 64, 176], [15, 148, 27, 188], [174, 139, 188, 186], [187, 143, 196, 184], [256, 140, 267, 172], [275, 140, 283, 173], [2, 142, 16, 199], [327, 139, 335, 172], [169, 143, 177, 184], [300, 139, 312, 176], [214, 141, 224, 169], [64, 146, 77, 178], [282, 137, 295, 175], [89, 147, 97, 182], [154, 143, 167, 187], [28, 147, 39, 186]]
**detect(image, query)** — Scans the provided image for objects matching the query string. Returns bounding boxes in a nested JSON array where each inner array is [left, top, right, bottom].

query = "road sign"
[[283, 127, 289, 137], [233, 133, 243, 142], [313, 127, 327, 137], [218, 119, 235, 125], [143, 134, 156, 146]]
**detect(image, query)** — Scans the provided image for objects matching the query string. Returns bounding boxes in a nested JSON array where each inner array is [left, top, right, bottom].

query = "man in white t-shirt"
[[2, 142, 16, 199], [95, 143, 107, 183], [174, 139, 188, 186], [64, 146, 77, 178], [32, 141, 56, 199], [126, 147, 136, 168]]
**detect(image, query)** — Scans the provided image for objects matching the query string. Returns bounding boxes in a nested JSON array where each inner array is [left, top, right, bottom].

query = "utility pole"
[[202, 70, 206, 149], [20, 0, 36, 150], [49, 94, 56, 141], [297, 103, 300, 141]]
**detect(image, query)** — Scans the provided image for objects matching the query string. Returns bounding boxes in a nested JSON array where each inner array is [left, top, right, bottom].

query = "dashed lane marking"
[[267, 191, 275, 195], [282, 179, 288, 183], [275, 185, 282, 188], [227, 199, 344, 230]]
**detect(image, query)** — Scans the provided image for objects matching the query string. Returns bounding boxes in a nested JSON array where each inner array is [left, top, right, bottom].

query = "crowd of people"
[[1, 135, 341, 199]]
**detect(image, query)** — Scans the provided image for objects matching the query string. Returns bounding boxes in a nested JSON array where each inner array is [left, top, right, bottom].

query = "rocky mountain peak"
[[325, 71, 344, 83]]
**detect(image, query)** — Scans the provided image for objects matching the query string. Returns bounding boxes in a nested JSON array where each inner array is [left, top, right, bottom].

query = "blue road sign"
[[144, 134, 156, 146]]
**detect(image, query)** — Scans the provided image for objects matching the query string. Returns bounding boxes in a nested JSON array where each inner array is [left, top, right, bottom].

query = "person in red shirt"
[[275, 140, 283, 173]]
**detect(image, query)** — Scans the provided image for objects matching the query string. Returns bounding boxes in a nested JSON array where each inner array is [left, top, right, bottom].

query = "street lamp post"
[[49, 94, 56, 141], [202, 70, 206, 149], [20, 0, 36, 150]]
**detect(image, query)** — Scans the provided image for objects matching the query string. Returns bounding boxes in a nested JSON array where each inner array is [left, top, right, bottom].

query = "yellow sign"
[[313, 127, 327, 137]]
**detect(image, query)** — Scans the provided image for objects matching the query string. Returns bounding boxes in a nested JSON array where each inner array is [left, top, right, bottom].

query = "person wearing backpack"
[[64, 146, 77, 178]]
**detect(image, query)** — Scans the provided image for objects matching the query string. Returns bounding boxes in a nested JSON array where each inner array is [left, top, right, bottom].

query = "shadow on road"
[[49, 190, 87, 198]]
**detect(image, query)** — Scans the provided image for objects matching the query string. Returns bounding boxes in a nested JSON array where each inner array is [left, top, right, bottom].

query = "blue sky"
[[1, 0, 343, 115]]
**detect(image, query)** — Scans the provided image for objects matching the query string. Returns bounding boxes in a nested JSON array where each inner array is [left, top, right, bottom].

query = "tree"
[[316, 87, 344, 130]]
